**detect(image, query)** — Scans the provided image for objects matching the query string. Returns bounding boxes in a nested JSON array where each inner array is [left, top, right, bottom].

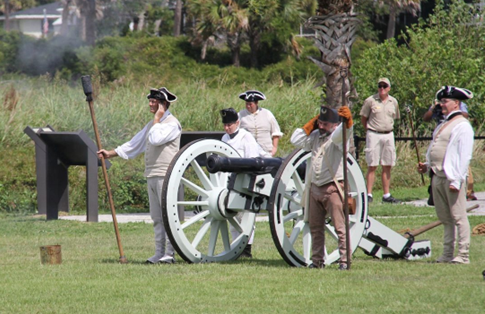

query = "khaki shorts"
[[365, 131, 396, 167]]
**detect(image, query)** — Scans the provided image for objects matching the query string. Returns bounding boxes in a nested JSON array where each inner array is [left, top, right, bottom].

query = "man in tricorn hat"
[[238, 90, 283, 156], [97, 87, 181, 264], [291, 105, 353, 270], [423, 95, 476, 201], [220, 108, 269, 258], [417, 86, 474, 264]]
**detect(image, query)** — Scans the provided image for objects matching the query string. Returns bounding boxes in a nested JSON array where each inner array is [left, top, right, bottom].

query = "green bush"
[[352, 0, 485, 137], [0, 29, 21, 74]]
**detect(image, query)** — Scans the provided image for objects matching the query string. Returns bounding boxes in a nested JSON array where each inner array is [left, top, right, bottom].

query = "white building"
[[0, 2, 76, 38]]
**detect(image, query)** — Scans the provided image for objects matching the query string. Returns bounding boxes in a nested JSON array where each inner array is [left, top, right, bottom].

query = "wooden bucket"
[[40, 245, 62, 265]]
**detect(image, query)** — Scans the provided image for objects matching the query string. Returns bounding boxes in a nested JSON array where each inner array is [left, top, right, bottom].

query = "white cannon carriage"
[[161, 139, 431, 266]]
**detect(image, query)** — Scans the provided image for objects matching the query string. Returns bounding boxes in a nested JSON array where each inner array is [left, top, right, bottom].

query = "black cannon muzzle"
[[206, 155, 283, 175]]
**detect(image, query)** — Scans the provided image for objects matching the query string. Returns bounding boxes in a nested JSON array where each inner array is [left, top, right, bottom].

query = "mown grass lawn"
[[1, 207, 484, 314]]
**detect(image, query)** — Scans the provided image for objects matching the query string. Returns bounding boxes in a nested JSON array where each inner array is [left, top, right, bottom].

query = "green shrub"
[[0, 29, 21, 74], [352, 0, 485, 137]]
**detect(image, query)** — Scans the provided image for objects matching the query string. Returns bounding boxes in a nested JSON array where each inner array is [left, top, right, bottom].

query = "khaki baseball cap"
[[378, 77, 391, 87]]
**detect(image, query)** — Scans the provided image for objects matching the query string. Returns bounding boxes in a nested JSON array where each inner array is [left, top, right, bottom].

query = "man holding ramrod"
[[97, 87, 181, 264], [417, 86, 474, 264], [291, 106, 353, 270]]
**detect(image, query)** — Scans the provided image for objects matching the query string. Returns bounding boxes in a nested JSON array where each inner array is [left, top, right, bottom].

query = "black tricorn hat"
[[220, 108, 239, 124], [436, 86, 473, 101], [319, 106, 339, 123], [238, 90, 266, 102], [147, 87, 177, 102]]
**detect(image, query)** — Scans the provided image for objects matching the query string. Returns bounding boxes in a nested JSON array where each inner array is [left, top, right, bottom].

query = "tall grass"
[[1, 75, 485, 213]]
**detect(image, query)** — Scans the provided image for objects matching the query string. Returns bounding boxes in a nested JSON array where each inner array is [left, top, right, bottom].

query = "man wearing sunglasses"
[[360, 78, 401, 204], [417, 86, 474, 264]]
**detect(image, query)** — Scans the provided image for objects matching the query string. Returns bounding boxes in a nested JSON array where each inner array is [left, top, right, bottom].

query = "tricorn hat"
[[238, 90, 266, 102], [147, 87, 177, 102], [436, 86, 473, 101], [220, 108, 239, 124], [319, 106, 340, 123]]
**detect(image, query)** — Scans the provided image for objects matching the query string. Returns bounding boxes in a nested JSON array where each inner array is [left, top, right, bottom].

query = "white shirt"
[[291, 124, 352, 186], [425, 110, 474, 189], [115, 110, 182, 159], [221, 128, 270, 158], [239, 108, 283, 153]]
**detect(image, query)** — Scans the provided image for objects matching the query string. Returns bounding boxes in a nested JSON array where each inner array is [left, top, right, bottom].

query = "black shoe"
[[382, 195, 400, 203], [368, 195, 373, 203], [338, 263, 348, 271], [239, 244, 253, 258], [308, 263, 325, 269]]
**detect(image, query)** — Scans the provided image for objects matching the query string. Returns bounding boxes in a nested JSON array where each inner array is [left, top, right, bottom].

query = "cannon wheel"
[[268, 148, 368, 267], [161, 139, 256, 263]]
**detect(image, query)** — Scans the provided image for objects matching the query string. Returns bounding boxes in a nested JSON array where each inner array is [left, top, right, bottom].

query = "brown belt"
[[368, 129, 392, 134]]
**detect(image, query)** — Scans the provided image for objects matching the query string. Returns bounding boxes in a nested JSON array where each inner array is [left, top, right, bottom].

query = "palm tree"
[[75, 0, 106, 46], [187, 0, 248, 67], [173, 0, 183, 36], [75, 0, 96, 46], [307, 0, 360, 108], [244, 0, 313, 68], [383, 0, 421, 39], [245, 0, 278, 68], [60, 0, 73, 36]]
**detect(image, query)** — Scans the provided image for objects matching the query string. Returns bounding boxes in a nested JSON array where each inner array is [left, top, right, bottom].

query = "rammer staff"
[[406, 104, 425, 185], [81, 75, 128, 264], [340, 67, 351, 270]]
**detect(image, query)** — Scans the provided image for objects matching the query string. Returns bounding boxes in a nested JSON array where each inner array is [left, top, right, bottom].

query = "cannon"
[[161, 139, 431, 266]]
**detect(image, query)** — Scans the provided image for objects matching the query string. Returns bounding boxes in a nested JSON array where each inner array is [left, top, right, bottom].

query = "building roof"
[[1, 1, 63, 20]]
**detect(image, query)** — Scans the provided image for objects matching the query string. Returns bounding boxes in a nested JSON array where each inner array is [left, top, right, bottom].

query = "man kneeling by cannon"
[[219, 108, 270, 258], [291, 106, 353, 270]]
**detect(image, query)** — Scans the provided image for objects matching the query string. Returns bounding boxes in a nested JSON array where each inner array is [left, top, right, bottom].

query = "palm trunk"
[[85, 0, 96, 46], [231, 46, 241, 67], [61, 0, 71, 36], [387, 5, 397, 39], [227, 33, 242, 67], [248, 28, 260, 68], [5, 0, 10, 31], [173, 0, 183, 36]]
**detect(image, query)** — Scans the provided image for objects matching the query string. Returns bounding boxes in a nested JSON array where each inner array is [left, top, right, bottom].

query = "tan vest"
[[429, 116, 466, 177], [311, 134, 344, 186], [144, 115, 181, 178]]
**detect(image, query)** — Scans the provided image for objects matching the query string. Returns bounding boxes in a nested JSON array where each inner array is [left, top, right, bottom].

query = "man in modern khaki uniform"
[[418, 86, 474, 264], [291, 106, 353, 270], [360, 77, 400, 203], [98, 87, 181, 264]]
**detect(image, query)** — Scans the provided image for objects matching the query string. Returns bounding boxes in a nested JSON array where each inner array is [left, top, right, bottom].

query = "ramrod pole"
[[405, 204, 478, 238], [340, 67, 351, 270], [81, 76, 128, 264]]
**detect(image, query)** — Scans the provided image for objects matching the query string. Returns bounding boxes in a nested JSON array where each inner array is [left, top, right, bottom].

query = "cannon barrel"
[[206, 155, 283, 174]]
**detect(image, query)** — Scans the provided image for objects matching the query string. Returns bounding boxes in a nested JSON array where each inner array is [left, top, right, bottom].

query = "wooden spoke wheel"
[[267, 149, 368, 267], [161, 139, 256, 263]]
